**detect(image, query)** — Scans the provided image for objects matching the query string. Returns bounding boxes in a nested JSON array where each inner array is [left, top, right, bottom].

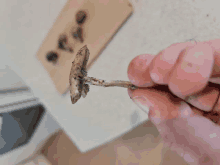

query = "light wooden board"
[[36, 0, 133, 94]]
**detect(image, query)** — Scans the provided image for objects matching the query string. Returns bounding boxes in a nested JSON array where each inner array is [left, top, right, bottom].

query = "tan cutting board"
[[36, 0, 133, 94]]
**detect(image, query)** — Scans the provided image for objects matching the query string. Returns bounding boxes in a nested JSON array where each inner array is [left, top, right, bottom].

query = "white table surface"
[[1, 0, 220, 153]]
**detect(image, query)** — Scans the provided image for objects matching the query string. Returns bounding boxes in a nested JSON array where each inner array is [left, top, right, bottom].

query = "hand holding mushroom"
[[127, 40, 220, 164]]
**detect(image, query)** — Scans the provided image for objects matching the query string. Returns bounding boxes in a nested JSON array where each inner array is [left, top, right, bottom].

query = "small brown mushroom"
[[69, 45, 138, 104]]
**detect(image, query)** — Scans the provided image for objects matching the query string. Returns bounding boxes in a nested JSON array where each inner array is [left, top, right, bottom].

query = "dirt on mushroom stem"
[[69, 45, 138, 104]]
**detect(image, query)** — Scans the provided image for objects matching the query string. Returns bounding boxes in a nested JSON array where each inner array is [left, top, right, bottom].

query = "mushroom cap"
[[69, 45, 90, 104]]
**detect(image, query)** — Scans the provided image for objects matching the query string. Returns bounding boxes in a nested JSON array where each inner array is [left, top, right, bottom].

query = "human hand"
[[127, 39, 220, 165]]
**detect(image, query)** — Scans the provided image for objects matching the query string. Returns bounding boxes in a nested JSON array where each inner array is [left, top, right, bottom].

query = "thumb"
[[128, 87, 220, 165]]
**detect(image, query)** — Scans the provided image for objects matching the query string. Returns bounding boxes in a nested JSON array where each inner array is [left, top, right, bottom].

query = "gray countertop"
[[1, 0, 220, 153]]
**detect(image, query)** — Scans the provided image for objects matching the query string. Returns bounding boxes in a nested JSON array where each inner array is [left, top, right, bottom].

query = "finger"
[[147, 41, 219, 112], [128, 84, 220, 125], [149, 42, 197, 85], [209, 77, 220, 84], [207, 39, 220, 84], [128, 86, 220, 164], [128, 42, 219, 112], [206, 39, 220, 77], [127, 42, 209, 88], [184, 82, 219, 112], [128, 81, 219, 113], [127, 54, 156, 87], [128, 85, 194, 122], [150, 105, 220, 165], [213, 94, 220, 118], [168, 42, 214, 99]]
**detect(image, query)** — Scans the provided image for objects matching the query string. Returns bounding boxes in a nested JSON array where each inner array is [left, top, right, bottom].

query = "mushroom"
[[69, 45, 138, 104]]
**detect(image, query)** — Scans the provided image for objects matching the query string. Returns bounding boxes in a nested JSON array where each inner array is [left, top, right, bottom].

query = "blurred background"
[[1, 0, 220, 164]]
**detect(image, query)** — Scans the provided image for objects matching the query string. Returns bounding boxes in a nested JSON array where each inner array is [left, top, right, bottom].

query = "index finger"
[[127, 40, 220, 112], [167, 42, 214, 99], [206, 39, 220, 83], [127, 41, 197, 87], [149, 41, 196, 84], [150, 39, 220, 86]]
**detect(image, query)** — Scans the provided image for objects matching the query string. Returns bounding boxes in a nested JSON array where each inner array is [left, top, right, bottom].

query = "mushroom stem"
[[83, 76, 138, 90], [69, 45, 138, 104]]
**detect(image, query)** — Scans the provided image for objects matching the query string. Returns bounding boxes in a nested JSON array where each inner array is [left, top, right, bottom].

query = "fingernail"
[[132, 96, 153, 114]]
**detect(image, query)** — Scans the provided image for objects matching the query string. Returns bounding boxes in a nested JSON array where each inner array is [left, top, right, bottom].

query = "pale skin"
[[127, 39, 220, 164]]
